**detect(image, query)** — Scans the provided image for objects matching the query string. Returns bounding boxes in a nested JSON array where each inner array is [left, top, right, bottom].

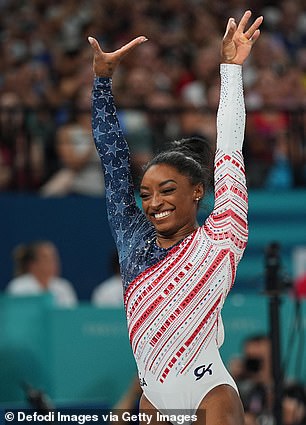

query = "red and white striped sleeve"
[[204, 64, 248, 261]]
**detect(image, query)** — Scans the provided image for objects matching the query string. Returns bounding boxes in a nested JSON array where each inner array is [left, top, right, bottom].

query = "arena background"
[[0, 0, 305, 422]]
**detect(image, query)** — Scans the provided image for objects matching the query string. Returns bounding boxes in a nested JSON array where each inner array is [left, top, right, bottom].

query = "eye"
[[161, 187, 175, 194], [140, 192, 150, 200]]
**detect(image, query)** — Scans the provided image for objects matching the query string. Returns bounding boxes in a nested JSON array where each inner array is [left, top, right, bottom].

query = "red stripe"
[[184, 294, 222, 348], [180, 318, 217, 373], [129, 295, 164, 342], [125, 231, 197, 311]]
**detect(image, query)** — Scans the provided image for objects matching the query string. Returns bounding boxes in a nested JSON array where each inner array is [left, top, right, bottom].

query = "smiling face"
[[140, 163, 204, 248]]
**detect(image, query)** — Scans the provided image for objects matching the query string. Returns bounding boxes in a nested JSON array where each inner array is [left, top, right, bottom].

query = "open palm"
[[222, 10, 263, 65]]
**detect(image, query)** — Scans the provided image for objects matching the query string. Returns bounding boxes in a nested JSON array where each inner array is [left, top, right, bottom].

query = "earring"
[[195, 197, 201, 201]]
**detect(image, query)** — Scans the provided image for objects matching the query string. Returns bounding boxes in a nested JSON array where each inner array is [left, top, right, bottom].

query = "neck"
[[156, 224, 199, 249], [33, 273, 51, 289]]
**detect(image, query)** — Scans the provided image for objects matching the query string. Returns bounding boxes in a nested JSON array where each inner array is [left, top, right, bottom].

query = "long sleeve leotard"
[[92, 64, 248, 409]]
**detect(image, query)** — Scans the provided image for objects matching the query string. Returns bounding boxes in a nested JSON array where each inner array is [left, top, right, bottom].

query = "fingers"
[[223, 17, 237, 42], [244, 16, 264, 40], [237, 10, 252, 33], [250, 29, 261, 44], [237, 10, 263, 39], [116, 36, 148, 56], [88, 36, 103, 55], [88, 35, 148, 77], [88, 35, 148, 60]]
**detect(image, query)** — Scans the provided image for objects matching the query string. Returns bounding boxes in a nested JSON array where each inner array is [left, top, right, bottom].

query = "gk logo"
[[194, 363, 213, 381], [139, 377, 148, 387]]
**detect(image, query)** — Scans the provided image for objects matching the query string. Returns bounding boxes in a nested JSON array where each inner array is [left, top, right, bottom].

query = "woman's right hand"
[[88, 36, 148, 77]]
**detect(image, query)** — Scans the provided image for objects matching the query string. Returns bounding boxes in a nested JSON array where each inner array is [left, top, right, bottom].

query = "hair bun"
[[142, 135, 214, 193], [170, 136, 213, 170]]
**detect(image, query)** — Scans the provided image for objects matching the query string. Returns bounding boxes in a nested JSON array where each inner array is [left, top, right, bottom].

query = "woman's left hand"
[[222, 10, 263, 65]]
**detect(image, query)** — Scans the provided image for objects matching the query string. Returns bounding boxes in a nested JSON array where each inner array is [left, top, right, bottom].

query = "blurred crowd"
[[229, 335, 306, 425], [0, 0, 305, 194]]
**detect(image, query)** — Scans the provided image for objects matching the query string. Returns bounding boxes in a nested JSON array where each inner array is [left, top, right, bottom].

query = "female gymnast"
[[89, 10, 263, 425]]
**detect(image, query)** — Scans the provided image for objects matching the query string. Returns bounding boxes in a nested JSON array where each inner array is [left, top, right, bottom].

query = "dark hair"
[[12, 241, 50, 276], [142, 136, 213, 192], [283, 383, 306, 405], [243, 334, 270, 347]]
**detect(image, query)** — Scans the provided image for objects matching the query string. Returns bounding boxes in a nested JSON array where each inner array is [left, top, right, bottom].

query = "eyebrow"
[[140, 179, 177, 190]]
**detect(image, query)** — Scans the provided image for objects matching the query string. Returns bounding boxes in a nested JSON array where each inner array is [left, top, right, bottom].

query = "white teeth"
[[155, 211, 171, 219]]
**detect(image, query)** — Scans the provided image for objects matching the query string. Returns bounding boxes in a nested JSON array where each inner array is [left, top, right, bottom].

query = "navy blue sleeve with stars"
[[92, 77, 168, 290]]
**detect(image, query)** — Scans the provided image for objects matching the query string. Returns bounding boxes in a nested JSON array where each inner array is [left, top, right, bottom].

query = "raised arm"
[[89, 36, 148, 256], [205, 11, 263, 259]]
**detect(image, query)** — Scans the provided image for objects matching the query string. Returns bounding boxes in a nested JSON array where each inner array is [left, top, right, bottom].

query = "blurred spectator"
[[245, 95, 294, 188], [145, 89, 180, 154], [118, 109, 153, 187], [6, 240, 78, 307], [40, 84, 104, 197], [244, 411, 260, 425], [179, 79, 220, 146], [91, 251, 123, 307], [229, 335, 273, 419], [180, 43, 220, 107], [0, 91, 44, 191], [282, 383, 306, 425], [295, 273, 306, 299], [264, 131, 294, 190], [270, 0, 306, 61], [118, 67, 156, 108], [232, 335, 306, 425], [0, 0, 305, 191]]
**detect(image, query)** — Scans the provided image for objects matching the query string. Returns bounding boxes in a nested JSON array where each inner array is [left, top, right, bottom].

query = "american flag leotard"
[[92, 64, 248, 416]]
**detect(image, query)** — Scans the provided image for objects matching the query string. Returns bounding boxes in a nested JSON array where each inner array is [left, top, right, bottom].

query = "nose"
[[150, 192, 163, 209]]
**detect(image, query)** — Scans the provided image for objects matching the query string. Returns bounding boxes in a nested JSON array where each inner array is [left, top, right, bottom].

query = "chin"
[[155, 225, 177, 238]]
